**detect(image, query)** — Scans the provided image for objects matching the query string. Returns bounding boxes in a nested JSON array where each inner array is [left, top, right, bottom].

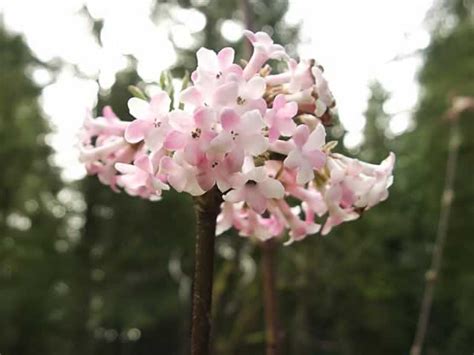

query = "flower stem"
[[410, 118, 460, 355], [261, 239, 282, 355], [191, 187, 222, 355]]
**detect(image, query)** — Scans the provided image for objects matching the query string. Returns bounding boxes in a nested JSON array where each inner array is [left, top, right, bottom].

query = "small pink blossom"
[[125, 91, 172, 151], [320, 152, 395, 235], [115, 152, 169, 200], [193, 47, 242, 82], [274, 200, 320, 244], [209, 109, 268, 157], [284, 124, 327, 184], [81, 106, 128, 142], [159, 152, 205, 196], [212, 72, 267, 114], [265, 94, 298, 142], [166, 107, 218, 165], [243, 30, 289, 80], [216, 202, 246, 236], [240, 209, 285, 241], [311, 66, 335, 117], [223, 166, 285, 214]]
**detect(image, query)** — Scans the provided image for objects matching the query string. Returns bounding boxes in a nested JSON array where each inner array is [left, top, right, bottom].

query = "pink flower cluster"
[[79, 30, 395, 244]]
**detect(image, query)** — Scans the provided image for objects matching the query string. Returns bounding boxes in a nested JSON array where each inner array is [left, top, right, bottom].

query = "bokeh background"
[[0, 0, 473, 354]]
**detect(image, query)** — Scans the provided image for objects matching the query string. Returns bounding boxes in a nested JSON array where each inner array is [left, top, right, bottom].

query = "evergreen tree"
[[402, 0, 474, 352], [0, 26, 71, 355], [361, 81, 391, 162]]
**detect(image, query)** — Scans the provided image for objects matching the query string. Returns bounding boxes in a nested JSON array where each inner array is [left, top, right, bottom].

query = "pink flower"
[[193, 47, 242, 81], [79, 137, 129, 164], [264, 94, 298, 142], [287, 184, 327, 217], [267, 59, 335, 118], [311, 66, 335, 117], [320, 152, 395, 235], [212, 73, 267, 113], [284, 124, 327, 184], [217, 202, 285, 241], [159, 152, 205, 196], [274, 199, 320, 244], [209, 109, 268, 157], [166, 107, 218, 163], [327, 152, 395, 209], [320, 182, 360, 236], [287, 59, 315, 92], [180, 47, 244, 107], [125, 90, 172, 151], [216, 202, 246, 236], [240, 209, 285, 241], [223, 166, 285, 214], [194, 149, 244, 192], [115, 152, 169, 200], [81, 106, 128, 142], [243, 30, 289, 80]]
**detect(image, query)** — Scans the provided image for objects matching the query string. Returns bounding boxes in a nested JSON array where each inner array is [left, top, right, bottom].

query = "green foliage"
[[0, 27, 71, 355], [1, 0, 473, 354]]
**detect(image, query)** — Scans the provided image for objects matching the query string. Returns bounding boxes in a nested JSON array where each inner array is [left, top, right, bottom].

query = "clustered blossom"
[[79, 30, 395, 244]]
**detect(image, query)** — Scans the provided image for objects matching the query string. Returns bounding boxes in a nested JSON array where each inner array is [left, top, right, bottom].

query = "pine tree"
[[403, 0, 474, 352], [361, 81, 391, 162], [0, 26, 71, 354]]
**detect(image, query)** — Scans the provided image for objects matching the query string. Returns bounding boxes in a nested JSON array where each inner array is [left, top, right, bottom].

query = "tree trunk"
[[191, 187, 222, 355], [261, 239, 282, 355], [410, 118, 460, 355]]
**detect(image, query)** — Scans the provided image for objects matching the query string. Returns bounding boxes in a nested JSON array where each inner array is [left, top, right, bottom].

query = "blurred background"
[[0, 0, 473, 354]]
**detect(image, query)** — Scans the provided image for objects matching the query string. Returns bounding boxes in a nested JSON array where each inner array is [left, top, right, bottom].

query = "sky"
[[0, 0, 433, 180]]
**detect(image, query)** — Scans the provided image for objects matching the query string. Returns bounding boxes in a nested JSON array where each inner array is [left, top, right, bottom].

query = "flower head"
[[78, 28, 395, 244]]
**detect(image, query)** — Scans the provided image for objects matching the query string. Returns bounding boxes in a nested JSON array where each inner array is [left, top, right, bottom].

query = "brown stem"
[[410, 118, 460, 355], [261, 239, 282, 355], [191, 187, 222, 355]]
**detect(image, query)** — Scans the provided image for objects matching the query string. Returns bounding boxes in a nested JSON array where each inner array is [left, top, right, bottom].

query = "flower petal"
[[134, 155, 152, 173], [194, 107, 216, 130], [272, 94, 286, 110], [240, 110, 266, 133], [128, 98, 150, 120], [242, 76, 266, 100], [243, 30, 257, 43], [180, 86, 203, 107], [145, 127, 166, 151], [196, 170, 216, 192], [124, 119, 150, 143], [209, 131, 233, 155], [296, 164, 314, 185], [292, 124, 310, 148], [245, 189, 267, 214], [197, 47, 218, 72], [164, 130, 187, 150], [220, 108, 240, 131], [168, 110, 194, 132], [217, 47, 235, 70], [115, 162, 137, 175], [150, 91, 171, 117], [307, 150, 326, 171], [240, 134, 268, 156], [259, 178, 285, 199], [303, 123, 326, 151], [245, 166, 267, 183], [284, 150, 303, 170], [213, 82, 239, 106]]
